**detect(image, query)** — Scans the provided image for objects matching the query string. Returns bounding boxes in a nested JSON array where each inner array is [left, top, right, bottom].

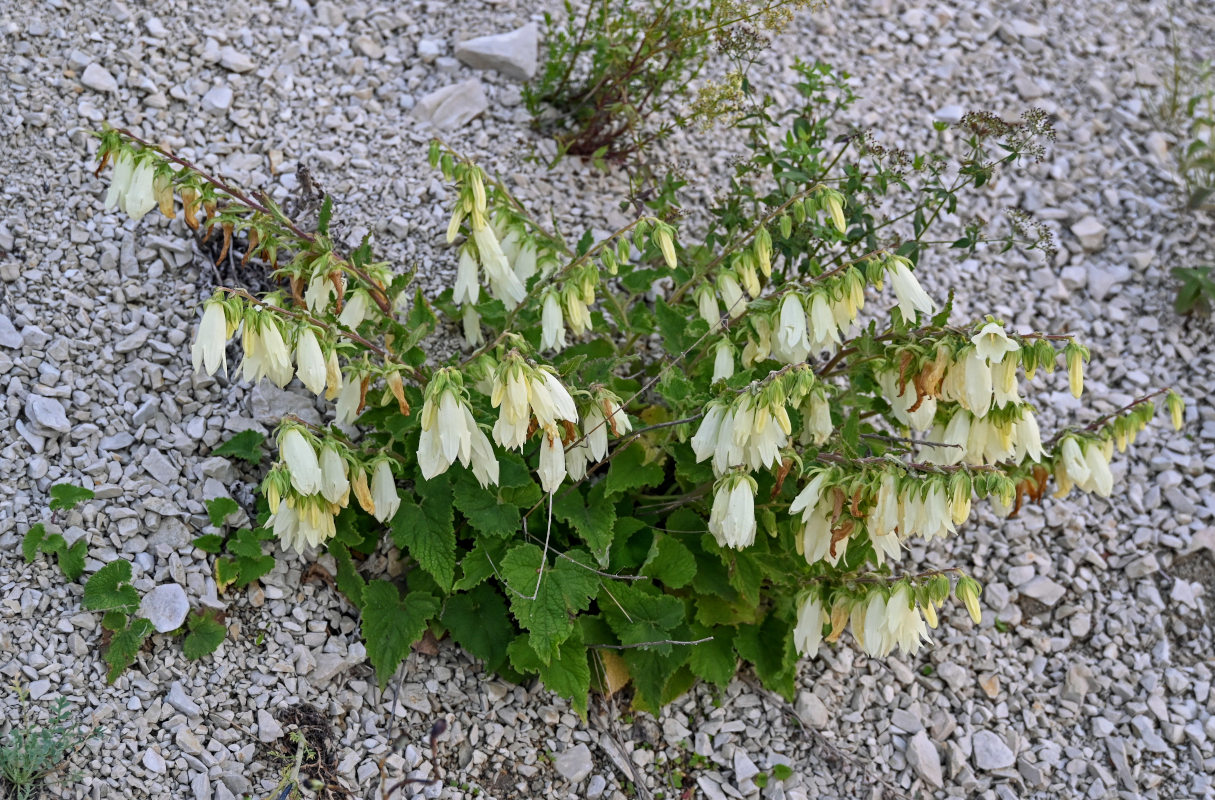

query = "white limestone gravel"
[[1, 1, 1214, 799]]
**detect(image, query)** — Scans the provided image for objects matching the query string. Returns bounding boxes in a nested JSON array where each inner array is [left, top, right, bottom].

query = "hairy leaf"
[[182, 610, 227, 660], [507, 635, 591, 718], [501, 544, 599, 663], [599, 582, 684, 655], [49, 483, 95, 512], [361, 581, 439, 687], [604, 441, 665, 497], [104, 618, 153, 683], [442, 582, 514, 672], [83, 559, 139, 614], [206, 497, 240, 528], [553, 482, 615, 560], [392, 474, 455, 592], [453, 472, 520, 539], [211, 429, 265, 464], [641, 535, 697, 589], [22, 523, 46, 563]]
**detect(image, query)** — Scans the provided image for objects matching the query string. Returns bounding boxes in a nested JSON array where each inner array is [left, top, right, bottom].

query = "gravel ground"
[[2, 1, 1214, 799]]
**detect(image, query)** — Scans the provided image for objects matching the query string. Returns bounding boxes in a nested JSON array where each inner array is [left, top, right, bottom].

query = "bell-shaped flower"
[[540, 291, 567, 351], [294, 328, 328, 396], [794, 595, 828, 658], [192, 301, 232, 377], [474, 224, 526, 309], [691, 404, 726, 464], [537, 424, 567, 493], [304, 273, 333, 313], [338, 289, 371, 330], [335, 375, 363, 425], [1059, 437, 1091, 487], [696, 283, 720, 329], [800, 390, 833, 446], [807, 293, 841, 353], [961, 350, 993, 418], [124, 160, 159, 221], [991, 356, 1020, 408], [884, 585, 931, 656], [717, 270, 746, 318], [1012, 406, 1044, 464], [453, 247, 481, 306], [370, 459, 400, 523], [319, 445, 350, 506], [886, 257, 936, 321], [462, 306, 484, 347], [1082, 440, 1114, 497], [972, 322, 1019, 365], [708, 473, 757, 550], [774, 293, 811, 364], [712, 339, 735, 383], [105, 151, 136, 212], [280, 429, 322, 495]]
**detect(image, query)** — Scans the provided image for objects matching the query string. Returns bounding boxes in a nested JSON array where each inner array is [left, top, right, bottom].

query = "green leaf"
[[211, 430, 265, 464], [507, 635, 591, 718], [22, 523, 46, 563], [192, 534, 225, 554], [104, 618, 153, 683], [453, 538, 506, 591], [205, 497, 240, 528], [687, 626, 736, 687], [641, 535, 697, 589], [392, 474, 456, 592], [553, 483, 615, 560], [59, 538, 87, 581], [773, 764, 794, 781], [182, 610, 227, 660], [317, 195, 334, 235], [453, 473, 520, 539], [83, 559, 140, 614], [621, 645, 690, 712], [100, 610, 128, 631], [49, 483, 95, 512], [361, 581, 439, 687], [235, 554, 275, 588], [442, 583, 515, 672], [226, 528, 264, 559], [497, 452, 542, 508], [500, 544, 599, 663], [214, 557, 241, 592], [329, 541, 367, 607], [40, 533, 66, 555], [654, 297, 696, 353], [733, 610, 797, 699], [599, 582, 684, 655], [604, 442, 665, 497]]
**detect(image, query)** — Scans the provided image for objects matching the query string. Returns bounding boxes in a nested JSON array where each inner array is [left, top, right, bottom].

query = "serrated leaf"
[[214, 557, 240, 593], [392, 474, 455, 592], [235, 555, 275, 588], [599, 582, 684, 655], [22, 523, 46, 563], [226, 528, 264, 559], [497, 452, 542, 507], [687, 626, 736, 686], [441, 583, 514, 672], [507, 635, 591, 718], [733, 610, 797, 699], [453, 473, 520, 539], [211, 430, 265, 464], [192, 534, 225, 554], [553, 483, 615, 561], [49, 483, 95, 512], [83, 559, 139, 613], [641, 535, 696, 589], [317, 195, 333, 235], [329, 541, 366, 607], [361, 581, 439, 688], [182, 610, 227, 660], [40, 533, 66, 555], [206, 497, 240, 528], [104, 618, 153, 683], [453, 538, 506, 591], [59, 538, 87, 581], [500, 544, 599, 664], [604, 442, 665, 497], [620, 645, 690, 713], [100, 610, 128, 631]]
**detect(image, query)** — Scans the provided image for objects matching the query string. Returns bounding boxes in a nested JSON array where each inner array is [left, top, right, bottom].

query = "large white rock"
[[139, 583, 190, 633], [905, 731, 944, 788], [82, 63, 119, 93], [413, 79, 488, 131], [454, 23, 538, 80]]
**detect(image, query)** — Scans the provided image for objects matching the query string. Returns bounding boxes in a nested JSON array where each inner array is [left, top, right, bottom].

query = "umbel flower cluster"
[[93, 92, 1181, 712]]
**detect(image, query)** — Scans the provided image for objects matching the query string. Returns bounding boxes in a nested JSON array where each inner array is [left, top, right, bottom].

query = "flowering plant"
[[93, 63, 1182, 714]]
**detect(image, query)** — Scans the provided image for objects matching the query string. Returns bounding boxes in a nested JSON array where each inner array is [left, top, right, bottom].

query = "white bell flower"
[[541, 291, 567, 351], [338, 289, 370, 330], [191, 301, 231, 377], [774, 293, 811, 364], [335, 375, 363, 425], [370, 459, 400, 523], [537, 425, 567, 493], [294, 328, 328, 396], [281, 429, 322, 495], [708, 473, 757, 550], [124, 160, 158, 221], [971, 322, 1019, 365], [319, 446, 350, 506], [886, 257, 936, 321], [712, 339, 735, 383], [691, 404, 726, 463], [794, 595, 828, 658], [961, 350, 993, 418]]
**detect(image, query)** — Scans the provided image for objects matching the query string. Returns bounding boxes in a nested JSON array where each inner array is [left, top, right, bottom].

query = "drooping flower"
[[961, 350, 994, 418], [104, 151, 136, 213], [691, 403, 727, 464], [800, 389, 833, 446], [453, 247, 480, 306], [886, 256, 936, 321], [335, 374, 364, 425], [807, 293, 841, 353], [473, 224, 526, 309], [540, 291, 567, 351], [304, 273, 334, 313], [712, 339, 735, 383], [294, 327, 328, 396], [991, 356, 1020, 408], [773, 293, 810, 364], [708, 472, 757, 549], [537, 425, 566, 493], [717, 270, 746, 318], [883, 585, 932, 656], [794, 595, 828, 658], [370, 459, 400, 523], [1012, 406, 1044, 464], [695, 283, 721, 329], [319, 445, 350, 506], [124, 159, 159, 221], [462, 306, 484, 347], [338, 289, 371, 330], [280, 429, 322, 496], [191, 300, 232, 377], [241, 314, 294, 387], [1067, 345, 1085, 398]]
